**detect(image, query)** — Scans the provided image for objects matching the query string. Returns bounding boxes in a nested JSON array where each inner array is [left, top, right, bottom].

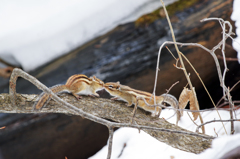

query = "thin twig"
[[187, 112, 199, 127], [214, 128, 218, 137], [196, 119, 240, 133], [160, 104, 240, 113], [217, 55, 239, 61], [166, 81, 179, 93], [118, 143, 127, 158], [162, 81, 180, 125], [131, 97, 138, 124], [107, 127, 114, 159], [227, 87, 235, 134], [0, 58, 19, 68], [216, 80, 240, 108]]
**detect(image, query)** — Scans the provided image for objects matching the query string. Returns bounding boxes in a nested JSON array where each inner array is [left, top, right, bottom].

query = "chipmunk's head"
[[104, 82, 121, 95]]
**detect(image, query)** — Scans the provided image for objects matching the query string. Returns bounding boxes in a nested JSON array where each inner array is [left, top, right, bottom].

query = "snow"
[[231, 0, 240, 62], [89, 109, 240, 159], [0, 0, 176, 71], [197, 134, 240, 159]]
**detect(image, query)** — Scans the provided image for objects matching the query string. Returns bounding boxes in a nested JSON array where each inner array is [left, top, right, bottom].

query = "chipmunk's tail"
[[160, 93, 181, 125], [33, 84, 67, 110]]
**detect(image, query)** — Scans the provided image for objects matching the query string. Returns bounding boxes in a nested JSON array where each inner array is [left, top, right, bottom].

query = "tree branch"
[[1, 92, 213, 153]]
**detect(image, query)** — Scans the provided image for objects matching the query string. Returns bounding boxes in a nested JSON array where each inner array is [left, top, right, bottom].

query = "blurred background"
[[0, 0, 239, 158]]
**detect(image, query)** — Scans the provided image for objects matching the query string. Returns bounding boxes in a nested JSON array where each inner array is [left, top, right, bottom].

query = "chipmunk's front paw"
[[111, 97, 118, 100], [73, 94, 82, 99], [125, 103, 133, 107], [89, 94, 99, 97]]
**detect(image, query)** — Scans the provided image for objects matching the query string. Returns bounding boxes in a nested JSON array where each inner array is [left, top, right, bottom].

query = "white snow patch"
[[0, 0, 176, 71], [89, 109, 240, 159]]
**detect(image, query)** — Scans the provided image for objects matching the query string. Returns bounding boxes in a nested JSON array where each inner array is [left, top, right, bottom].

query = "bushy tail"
[[161, 93, 181, 125], [33, 84, 67, 110]]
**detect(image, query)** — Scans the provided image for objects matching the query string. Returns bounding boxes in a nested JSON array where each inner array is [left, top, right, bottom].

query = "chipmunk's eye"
[[108, 85, 113, 88]]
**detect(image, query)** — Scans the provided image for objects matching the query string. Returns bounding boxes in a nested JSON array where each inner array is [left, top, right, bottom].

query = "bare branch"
[[217, 55, 239, 62], [107, 127, 114, 159], [196, 119, 240, 133]]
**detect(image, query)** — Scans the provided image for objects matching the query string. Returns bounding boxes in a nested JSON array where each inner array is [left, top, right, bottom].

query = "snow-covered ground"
[[89, 109, 240, 159], [0, 0, 176, 71]]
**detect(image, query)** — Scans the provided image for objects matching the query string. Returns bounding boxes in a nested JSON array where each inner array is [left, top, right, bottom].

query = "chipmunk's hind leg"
[[69, 83, 87, 99], [125, 100, 133, 107], [33, 93, 51, 110]]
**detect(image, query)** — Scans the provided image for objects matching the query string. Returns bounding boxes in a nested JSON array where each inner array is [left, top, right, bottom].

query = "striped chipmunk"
[[104, 82, 180, 121], [33, 74, 104, 110]]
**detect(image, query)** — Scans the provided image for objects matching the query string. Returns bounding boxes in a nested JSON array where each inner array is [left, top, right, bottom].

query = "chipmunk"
[[33, 74, 104, 110], [104, 82, 180, 122]]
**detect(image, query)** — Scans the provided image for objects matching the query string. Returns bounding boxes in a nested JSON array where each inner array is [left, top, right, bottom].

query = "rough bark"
[[0, 93, 213, 153]]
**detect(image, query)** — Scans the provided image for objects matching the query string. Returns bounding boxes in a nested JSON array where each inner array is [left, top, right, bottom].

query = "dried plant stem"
[[167, 47, 215, 129], [178, 52, 219, 132], [178, 52, 214, 107], [158, 0, 204, 133]]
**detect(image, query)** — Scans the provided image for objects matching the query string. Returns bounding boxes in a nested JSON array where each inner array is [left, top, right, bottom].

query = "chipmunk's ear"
[[91, 76, 98, 81], [116, 81, 120, 89], [93, 76, 104, 84], [89, 77, 93, 81]]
